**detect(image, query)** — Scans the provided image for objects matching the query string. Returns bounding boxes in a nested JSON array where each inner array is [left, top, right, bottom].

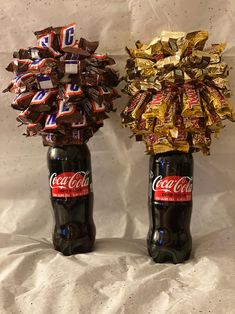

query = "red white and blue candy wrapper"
[[4, 23, 120, 146]]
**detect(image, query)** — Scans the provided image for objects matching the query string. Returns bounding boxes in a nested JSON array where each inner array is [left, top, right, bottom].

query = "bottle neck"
[[153, 150, 192, 157]]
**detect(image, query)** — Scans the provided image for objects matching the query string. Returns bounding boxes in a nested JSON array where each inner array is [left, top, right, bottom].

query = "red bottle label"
[[153, 175, 193, 202], [50, 171, 89, 198]]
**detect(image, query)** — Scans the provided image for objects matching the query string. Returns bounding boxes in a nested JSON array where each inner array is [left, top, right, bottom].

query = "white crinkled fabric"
[[0, 1, 235, 313]]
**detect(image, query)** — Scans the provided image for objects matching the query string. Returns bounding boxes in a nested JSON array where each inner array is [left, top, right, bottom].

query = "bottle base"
[[150, 247, 191, 264], [53, 238, 95, 256]]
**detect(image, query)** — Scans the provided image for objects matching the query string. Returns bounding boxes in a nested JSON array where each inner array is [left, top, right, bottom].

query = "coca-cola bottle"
[[147, 152, 193, 263], [47, 144, 95, 256]]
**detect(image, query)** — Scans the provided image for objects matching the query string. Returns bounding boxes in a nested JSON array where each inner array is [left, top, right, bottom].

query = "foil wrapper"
[[121, 30, 234, 155]]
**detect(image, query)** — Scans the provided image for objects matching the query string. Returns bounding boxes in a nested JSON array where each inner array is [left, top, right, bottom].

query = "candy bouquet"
[[4, 23, 119, 146], [121, 31, 234, 155]]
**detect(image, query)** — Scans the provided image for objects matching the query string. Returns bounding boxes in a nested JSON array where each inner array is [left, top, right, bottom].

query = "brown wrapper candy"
[[56, 100, 83, 124], [28, 58, 58, 74], [6, 59, 32, 73], [11, 91, 37, 111], [25, 123, 44, 136], [34, 24, 76, 54], [29, 89, 58, 112], [88, 54, 116, 67], [3, 73, 38, 94], [59, 84, 84, 102], [17, 110, 45, 124], [78, 38, 99, 54], [71, 113, 88, 129], [13, 46, 61, 60], [42, 129, 87, 147], [59, 60, 86, 74]]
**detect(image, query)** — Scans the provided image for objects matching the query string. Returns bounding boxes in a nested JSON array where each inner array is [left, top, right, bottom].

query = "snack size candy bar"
[[13, 46, 61, 60], [144, 36, 162, 56], [121, 91, 151, 124], [77, 71, 100, 86], [156, 55, 181, 71], [181, 84, 204, 117], [211, 77, 230, 96], [160, 31, 186, 55], [185, 31, 208, 51], [78, 38, 99, 54], [28, 58, 58, 74], [56, 100, 82, 123], [102, 100, 115, 113], [205, 43, 226, 55], [25, 123, 43, 136], [11, 91, 36, 110], [191, 50, 220, 66], [131, 118, 149, 135], [34, 27, 61, 57], [103, 68, 119, 87], [161, 99, 177, 130], [72, 112, 87, 128], [30, 89, 58, 112], [4, 73, 39, 93], [56, 23, 76, 50], [172, 128, 189, 152], [183, 116, 205, 130], [201, 98, 222, 131], [90, 98, 106, 113], [17, 110, 45, 124], [142, 89, 174, 122], [59, 60, 86, 74], [37, 74, 58, 89], [60, 84, 84, 102], [43, 113, 59, 132], [88, 54, 116, 68], [192, 131, 211, 155], [126, 47, 154, 60], [164, 68, 191, 85], [42, 128, 88, 146], [6, 60, 32, 73], [152, 134, 174, 154], [202, 86, 232, 119], [206, 62, 228, 78]]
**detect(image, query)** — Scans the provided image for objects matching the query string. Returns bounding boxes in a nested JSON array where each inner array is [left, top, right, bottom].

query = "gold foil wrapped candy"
[[121, 30, 234, 155]]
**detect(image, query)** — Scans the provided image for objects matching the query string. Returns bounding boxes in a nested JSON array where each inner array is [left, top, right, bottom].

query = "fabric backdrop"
[[0, 0, 235, 313]]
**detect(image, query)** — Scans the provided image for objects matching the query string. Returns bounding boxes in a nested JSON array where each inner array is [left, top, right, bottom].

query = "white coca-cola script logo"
[[152, 175, 193, 194], [50, 171, 89, 189]]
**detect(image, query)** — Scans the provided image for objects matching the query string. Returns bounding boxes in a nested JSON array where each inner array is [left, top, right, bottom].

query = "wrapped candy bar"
[[121, 31, 234, 265], [4, 22, 119, 146]]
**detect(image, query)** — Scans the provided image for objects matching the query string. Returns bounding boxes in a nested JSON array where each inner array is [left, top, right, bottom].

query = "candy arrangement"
[[4, 23, 119, 146], [121, 31, 234, 155]]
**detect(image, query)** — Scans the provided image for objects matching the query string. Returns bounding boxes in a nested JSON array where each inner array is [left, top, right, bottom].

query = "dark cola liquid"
[[147, 152, 193, 263], [47, 145, 96, 256]]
